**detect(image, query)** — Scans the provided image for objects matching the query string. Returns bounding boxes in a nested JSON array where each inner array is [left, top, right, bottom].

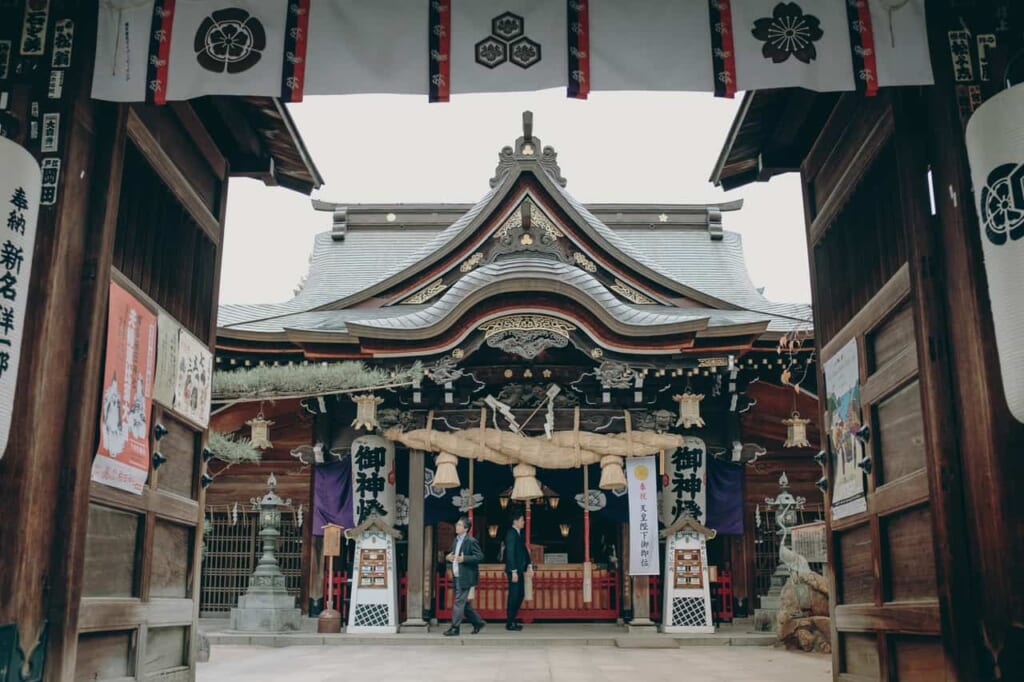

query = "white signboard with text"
[[626, 455, 659, 576], [0, 138, 41, 459]]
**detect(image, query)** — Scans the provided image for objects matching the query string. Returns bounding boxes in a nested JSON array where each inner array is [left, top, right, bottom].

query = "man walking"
[[443, 515, 486, 636], [504, 509, 533, 631]]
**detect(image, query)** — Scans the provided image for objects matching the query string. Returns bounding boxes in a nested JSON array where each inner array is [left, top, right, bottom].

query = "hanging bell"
[[783, 412, 812, 448], [673, 390, 705, 428], [246, 412, 274, 450], [351, 393, 384, 431]]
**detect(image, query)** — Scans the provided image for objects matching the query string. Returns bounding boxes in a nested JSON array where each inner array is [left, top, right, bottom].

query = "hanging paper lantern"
[[783, 412, 812, 448], [511, 463, 543, 500], [351, 393, 384, 430], [432, 452, 461, 488], [673, 391, 705, 428], [965, 83, 1024, 423], [598, 455, 627, 490], [246, 413, 274, 450]]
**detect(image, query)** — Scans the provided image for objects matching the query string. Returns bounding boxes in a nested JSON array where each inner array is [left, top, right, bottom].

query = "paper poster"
[[824, 339, 867, 520], [0, 138, 41, 460], [659, 436, 707, 526], [152, 313, 179, 409], [92, 281, 157, 494], [626, 455, 659, 576], [172, 326, 213, 428]]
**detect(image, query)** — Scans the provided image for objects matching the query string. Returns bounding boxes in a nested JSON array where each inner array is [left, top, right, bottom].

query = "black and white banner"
[[93, 0, 933, 103]]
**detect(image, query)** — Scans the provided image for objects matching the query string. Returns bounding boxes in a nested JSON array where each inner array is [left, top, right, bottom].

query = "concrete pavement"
[[199, 644, 832, 681]]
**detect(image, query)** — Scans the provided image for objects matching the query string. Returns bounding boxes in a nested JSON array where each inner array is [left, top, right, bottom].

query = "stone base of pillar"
[[230, 592, 302, 632], [626, 619, 657, 633], [399, 619, 429, 631]]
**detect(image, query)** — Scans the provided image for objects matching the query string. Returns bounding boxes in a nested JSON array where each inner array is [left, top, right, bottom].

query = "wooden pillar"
[[423, 525, 435, 620], [403, 448, 427, 626], [630, 576, 653, 627]]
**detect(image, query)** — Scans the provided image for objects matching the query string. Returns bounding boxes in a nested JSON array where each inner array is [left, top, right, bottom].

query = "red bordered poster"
[[92, 280, 157, 495]]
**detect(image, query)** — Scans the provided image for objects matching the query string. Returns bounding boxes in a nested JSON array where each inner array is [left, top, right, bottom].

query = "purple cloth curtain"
[[705, 457, 744, 535], [313, 458, 353, 535]]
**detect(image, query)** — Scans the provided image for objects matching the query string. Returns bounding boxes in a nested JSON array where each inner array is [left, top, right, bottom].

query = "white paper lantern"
[[966, 83, 1024, 423]]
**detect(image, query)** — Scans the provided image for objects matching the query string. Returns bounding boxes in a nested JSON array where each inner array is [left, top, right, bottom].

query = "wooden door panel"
[[156, 416, 198, 499], [841, 632, 882, 678], [889, 635, 952, 681], [143, 627, 189, 674], [882, 506, 937, 603], [74, 630, 135, 682], [83, 505, 143, 598], [837, 524, 875, 605], [874, 383, 927, 485], [149, 521, 194, 599]]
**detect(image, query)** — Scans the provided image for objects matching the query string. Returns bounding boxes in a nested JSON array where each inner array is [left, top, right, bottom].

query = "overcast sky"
[[220, 90, 811, 307]]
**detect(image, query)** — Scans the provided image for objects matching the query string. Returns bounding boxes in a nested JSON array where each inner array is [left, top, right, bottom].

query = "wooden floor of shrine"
[[199, 618, 777, 648]]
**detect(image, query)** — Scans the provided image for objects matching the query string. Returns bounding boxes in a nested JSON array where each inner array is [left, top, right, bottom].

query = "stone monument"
[[230, 473, 302, 632]]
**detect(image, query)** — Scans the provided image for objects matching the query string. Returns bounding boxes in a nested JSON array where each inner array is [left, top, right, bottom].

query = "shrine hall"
[[206, 115, 821, 628]]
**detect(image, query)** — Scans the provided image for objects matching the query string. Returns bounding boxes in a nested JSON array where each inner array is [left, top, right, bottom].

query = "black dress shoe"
[[443, 627, 460, 636], [472, 622, 486, 634], [505, 622, 523, 631]]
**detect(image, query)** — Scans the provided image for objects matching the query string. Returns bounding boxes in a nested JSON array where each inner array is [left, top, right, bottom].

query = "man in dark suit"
[[443, 515, 485, 636], [504, 509, 533, 631]]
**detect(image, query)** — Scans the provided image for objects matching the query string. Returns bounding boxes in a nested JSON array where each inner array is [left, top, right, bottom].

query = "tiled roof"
[[219, 155, 811, 337]]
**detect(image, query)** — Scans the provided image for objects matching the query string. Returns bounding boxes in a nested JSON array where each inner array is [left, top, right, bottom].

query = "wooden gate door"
[[52, 103, 229, 682], [802, 91, 969, 681]]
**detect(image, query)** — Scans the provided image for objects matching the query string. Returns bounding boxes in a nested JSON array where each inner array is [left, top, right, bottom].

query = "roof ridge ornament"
[[489, 111, 567, 189]]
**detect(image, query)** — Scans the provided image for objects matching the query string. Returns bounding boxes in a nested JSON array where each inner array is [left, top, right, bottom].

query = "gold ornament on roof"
[[479, 315, 575, 339], [351, 393, 384, 431], [460, 253, 485, 273], [673, 391, 706, 429], [783, 412, 812, 448], [611, 279, 656, 305], [494, 201, 563, 244], [573, 252, 598, 273], [400, 279, 447, 305]]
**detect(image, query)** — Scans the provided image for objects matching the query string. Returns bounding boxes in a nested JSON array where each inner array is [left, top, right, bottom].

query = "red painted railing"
[[434, 569, 619, 622], [712, 570, 734, 622], [648, 575, 662, 622], [322, 571, 407, 622]]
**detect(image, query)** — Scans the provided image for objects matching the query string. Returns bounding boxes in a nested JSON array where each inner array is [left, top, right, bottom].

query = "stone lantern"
[[230, 473, 301, 632]]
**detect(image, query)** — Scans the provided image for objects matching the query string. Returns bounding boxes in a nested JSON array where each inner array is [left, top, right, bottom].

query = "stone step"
[[203, 628, 778, 649]]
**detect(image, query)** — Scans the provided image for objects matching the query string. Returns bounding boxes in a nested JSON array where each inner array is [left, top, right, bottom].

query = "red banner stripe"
[[439, 0, 450, 102], [155, 0, 175, 105], [856, 0, 878, 97], [286, 0, 311, 102], [429, 0, 451, 103], [568, 0, 590, 99], [719, 0, 736, 99]]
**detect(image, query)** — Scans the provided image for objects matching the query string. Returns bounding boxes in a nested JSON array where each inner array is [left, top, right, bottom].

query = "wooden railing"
[[434, 568, 620, 622]]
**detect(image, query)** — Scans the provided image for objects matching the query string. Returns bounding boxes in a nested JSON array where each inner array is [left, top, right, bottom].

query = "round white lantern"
[[966, 83, 1024, 423]]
